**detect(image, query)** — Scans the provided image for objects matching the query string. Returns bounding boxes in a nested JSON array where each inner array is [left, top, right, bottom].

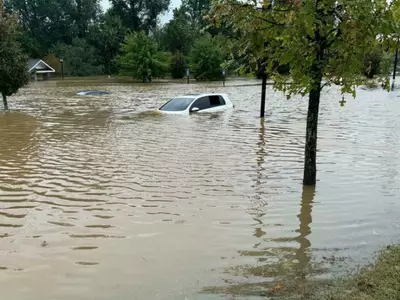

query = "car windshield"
[[160, 97, 195, 111]]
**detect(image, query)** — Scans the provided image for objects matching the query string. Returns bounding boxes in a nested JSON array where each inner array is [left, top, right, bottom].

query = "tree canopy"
[[162, 7, 194, 55], [53, 38, 103, 76], [88, 13, 126, 75], [189, 34, 226, 80], [3, 0, 398, 86], [118, 31, 170, 82], [211, 0, 394, 97], [5, 0, 101, 57], [210, 0, 395, 185], [109, 0, 170, 32], [0, 4, 29, 110]]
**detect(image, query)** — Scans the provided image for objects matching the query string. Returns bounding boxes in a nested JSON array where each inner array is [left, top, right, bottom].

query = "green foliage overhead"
[[109, 0, 170, 32], [53, 38, 103, 76], [210, 0, 395, 97], [118, 32, 170, 82], [210, 0, 396, 185], [189, 34, 225, 80], [0, 9, 29, 107]]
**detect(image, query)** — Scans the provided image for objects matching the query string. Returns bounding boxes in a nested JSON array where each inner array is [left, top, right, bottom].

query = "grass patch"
[[284, 245, 400, 300], [201, 246, 400, 300]]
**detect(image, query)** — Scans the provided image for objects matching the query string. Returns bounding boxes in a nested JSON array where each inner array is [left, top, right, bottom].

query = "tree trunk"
[[260, 68, 267, 119], [2, 93, 8, 111], [303, 78, 322, 185]]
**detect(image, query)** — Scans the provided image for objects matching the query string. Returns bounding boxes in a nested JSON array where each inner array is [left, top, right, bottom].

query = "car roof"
[[176, 93, 228, 99]]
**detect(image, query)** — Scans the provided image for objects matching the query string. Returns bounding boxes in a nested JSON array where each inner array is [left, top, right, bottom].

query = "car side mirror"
[[191, 107, 200, 112]]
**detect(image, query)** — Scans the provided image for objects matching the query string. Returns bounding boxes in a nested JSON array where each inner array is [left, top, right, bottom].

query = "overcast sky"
[[100, 0, 180, 23]]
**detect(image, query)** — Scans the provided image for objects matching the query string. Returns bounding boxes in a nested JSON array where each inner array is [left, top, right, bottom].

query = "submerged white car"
[[159, 93, 233, 114]]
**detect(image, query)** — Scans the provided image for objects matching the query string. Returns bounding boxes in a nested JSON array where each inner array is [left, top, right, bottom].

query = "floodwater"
[[0, 79, 400, 299]]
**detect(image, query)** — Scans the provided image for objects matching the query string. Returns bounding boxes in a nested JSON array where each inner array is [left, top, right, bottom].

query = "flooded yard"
[[0, 79, 400, 299]]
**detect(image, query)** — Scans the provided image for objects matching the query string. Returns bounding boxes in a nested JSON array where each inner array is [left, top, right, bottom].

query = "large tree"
[[4, 0, 101, 57], [182, 0, 210, 27], [118, 31, 170, 82], [88, 13, 126, 75], [109, 0, 170, 33], [189, 34, 225, 80], [53, 38, 103, 76], [162, 6, 194, 54], [0, 3, 29, 110], [211, 0, 394, 185], [71, 0, 101, 38]]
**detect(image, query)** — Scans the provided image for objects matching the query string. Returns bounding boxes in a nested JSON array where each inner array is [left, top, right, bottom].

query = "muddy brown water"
[[0, 79, 400, 299]]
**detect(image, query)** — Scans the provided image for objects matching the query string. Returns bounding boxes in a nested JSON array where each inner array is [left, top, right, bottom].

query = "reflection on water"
[[0, 80, 400, 299], [295, 185, 314, 276], [202, 185, 318, 297]]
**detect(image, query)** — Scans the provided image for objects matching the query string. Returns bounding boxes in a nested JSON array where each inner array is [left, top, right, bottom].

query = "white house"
[[28, 59, 55, 81]]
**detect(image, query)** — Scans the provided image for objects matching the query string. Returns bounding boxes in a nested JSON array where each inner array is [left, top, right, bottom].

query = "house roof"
[[28, 59, 55, 73]]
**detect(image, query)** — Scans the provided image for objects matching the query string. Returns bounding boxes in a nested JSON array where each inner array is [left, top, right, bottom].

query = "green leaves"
[[170, 51, 188, 79], [52, 38, 103, 76], [117, 32, 170, 82], [109, 0, 170, 32], [0, 10, 29, 100], [162, 6, 195, 55], [6, 0, 101, 57], [189, 34, 226, 80], [88, 14, 126, 74], [210, 0, 394, 100]]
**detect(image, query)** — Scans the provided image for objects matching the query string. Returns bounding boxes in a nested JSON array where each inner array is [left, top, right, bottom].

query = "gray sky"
[[100, 0, 180, 23]]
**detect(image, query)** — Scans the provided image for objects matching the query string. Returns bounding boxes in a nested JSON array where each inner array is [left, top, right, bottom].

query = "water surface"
[[0, 79, 400, 299]]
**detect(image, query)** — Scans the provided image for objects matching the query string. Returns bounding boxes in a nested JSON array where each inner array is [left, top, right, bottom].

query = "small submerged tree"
[[211, 0, 394, 185], [0, 3, 29, 110], [118, 32, 170, 82]]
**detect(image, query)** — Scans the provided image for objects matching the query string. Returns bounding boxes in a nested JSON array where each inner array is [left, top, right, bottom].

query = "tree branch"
[[333, 11, 343, 22], [320, 82, 329, 90], [254, 15, 286, 27], [323, 27, 338, 39], [232, 2, 287, 26], [325, 28, 341, 47]]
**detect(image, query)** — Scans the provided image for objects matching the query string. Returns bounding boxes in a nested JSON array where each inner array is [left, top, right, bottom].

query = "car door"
[[206, 95, 227, 112], [190, 96, 227, 113], [189, 96, 211, 113]]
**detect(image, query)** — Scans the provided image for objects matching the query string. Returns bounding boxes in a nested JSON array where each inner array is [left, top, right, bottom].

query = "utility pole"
[[60, 58, 64, 80]]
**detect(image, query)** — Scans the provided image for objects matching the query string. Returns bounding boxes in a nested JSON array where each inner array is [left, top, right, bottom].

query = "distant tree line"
[[3, 0, 231, 80], [3, 0, 393, 81]]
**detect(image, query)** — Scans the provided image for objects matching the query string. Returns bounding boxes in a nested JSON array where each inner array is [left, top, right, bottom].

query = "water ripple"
[[0, 82, 400, 299]]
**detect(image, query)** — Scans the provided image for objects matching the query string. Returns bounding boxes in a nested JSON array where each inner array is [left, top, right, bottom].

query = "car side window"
[[190, 97, 211, 111], [209, 95, 226, 107]]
